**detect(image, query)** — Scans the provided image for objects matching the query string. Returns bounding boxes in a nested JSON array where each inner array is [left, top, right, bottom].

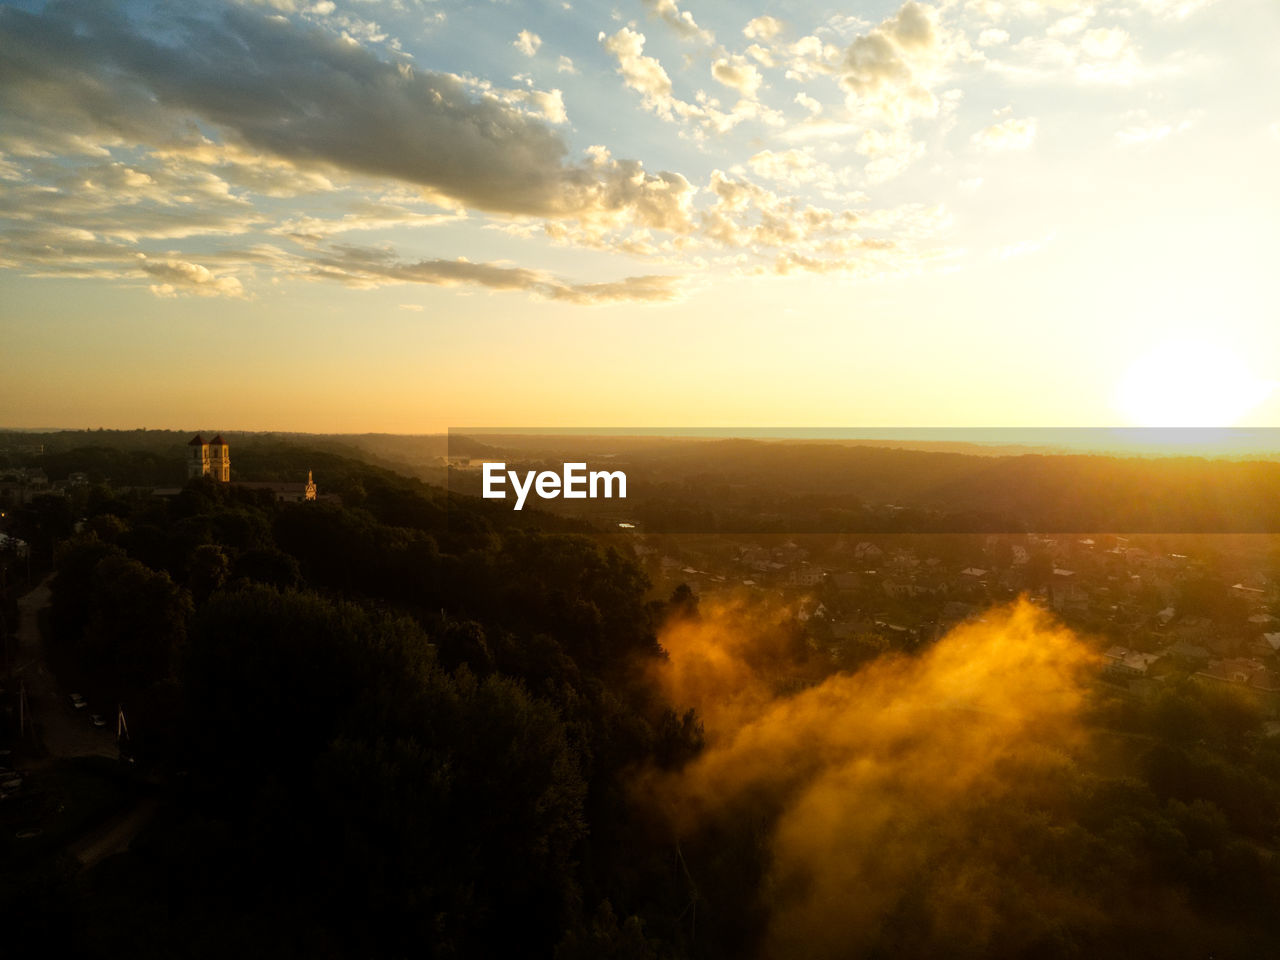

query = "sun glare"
[[1115, 337, 1275, 427]]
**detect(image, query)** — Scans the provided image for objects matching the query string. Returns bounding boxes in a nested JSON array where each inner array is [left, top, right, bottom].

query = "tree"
[[188, 543, 230, 601], [84, 555, 191, 695]]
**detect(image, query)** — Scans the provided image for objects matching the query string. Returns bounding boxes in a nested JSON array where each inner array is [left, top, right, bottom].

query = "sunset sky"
[[1, 0, 1277, 431]]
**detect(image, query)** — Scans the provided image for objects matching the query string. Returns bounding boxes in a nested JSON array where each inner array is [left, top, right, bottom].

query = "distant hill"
[[6, 429, 1280, 532]]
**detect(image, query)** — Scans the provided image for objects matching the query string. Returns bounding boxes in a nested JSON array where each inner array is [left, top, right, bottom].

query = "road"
[[10, 576, 158, 869], [14, 577, 117, 760]]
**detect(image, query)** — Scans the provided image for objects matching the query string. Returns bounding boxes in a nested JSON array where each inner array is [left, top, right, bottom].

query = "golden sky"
[[0, 0, 1277, 431]]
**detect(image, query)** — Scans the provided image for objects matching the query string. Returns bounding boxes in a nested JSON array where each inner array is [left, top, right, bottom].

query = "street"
[[14, 577, 117, 761]]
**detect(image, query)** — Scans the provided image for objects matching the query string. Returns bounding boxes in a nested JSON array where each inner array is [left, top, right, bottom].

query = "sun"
[[1115, 337, 1275, 427]]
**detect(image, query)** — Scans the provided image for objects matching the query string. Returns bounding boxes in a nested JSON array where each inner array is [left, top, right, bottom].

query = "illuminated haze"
[[643, 598, 1101, 957]]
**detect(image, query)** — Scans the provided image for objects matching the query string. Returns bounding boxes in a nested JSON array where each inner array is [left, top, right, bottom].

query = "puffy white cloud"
[[600, 29, 783, 135], [794, 92, 823, 115], [990, 23, 1144, 85], [711, 56, 764, 99], [140, 257, 246, 298], [857, 127, 926, 182], [972, 116, 1038, 150], [838, 2, 959, 124], [978, 28, 1010, 45], [746, 149, 832, 187], [1047, 12, 1092, 37], [600, 28, 675, 112], [513, 29, 541, 57], [1080, 26, 1128, 59], [781, 34, 841, 81], [557, 55, 578, 74], [743, 15, 784, 40], [1075, 27, 1141, 83], [642, 0, 714, 44]]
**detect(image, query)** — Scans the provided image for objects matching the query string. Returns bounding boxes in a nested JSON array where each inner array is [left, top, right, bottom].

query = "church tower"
[[305, 470, 317, 501], [187, 434, 231, 482]]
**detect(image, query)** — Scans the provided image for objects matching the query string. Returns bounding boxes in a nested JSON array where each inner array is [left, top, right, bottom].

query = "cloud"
[[991, 231, 1054, 258], [1080, 26, 1129, 59], [857, 127, 926, 181], [696, 170, 945, 277], [556, 55, 578, 74], [642, 0, 714, 44], [978, 27, 1010, 45], [307, 244, 682, 303], [972, 116, 1038, 150], [794, 92, 823, 115], [0, 157, 264, 242], [743, 15, 784, 41], [837, 2, 961, 124], [0, 2, 683, 223], [140, 256, 246, 298], [711, 56, 764, 99], [746, 149, 831, 187], [1134, 0, 1218, 18], [513, 29, 541, 57], [1047, 11, 1093, 38], [1115, 119, 1189, 145], [989, 23, 1145, 85], [269, 200, 464, 244], [780, 34, 841, 81], [600, 28, 676, 112], [0, 0, 957, 299], [600, 28, 783, 135]]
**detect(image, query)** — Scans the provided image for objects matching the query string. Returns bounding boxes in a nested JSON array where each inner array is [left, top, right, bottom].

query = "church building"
[[176, 434, 332, 504], [187, 434, 231, 481]]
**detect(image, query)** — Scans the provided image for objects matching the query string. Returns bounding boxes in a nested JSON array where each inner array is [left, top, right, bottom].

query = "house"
[[1050, 569, 1081, 611], [1162, 640, 1212, 665], [1252, 632, 1280, 658], [1102, 646, 1162, 679], [1232, 583, 1269, 608], [853, 542, 884, 561], [789, 564, 825, 588], [829, 572, 861, 594], [1194, 658, 1280, 712], [235, 471, 327, 503]]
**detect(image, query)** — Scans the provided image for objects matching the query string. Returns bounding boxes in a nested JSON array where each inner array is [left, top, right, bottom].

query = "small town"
[[637, 529, 1280, 714]]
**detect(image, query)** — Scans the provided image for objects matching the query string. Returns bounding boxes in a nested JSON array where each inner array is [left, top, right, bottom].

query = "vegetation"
[[4, 438, 1280, 957]]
